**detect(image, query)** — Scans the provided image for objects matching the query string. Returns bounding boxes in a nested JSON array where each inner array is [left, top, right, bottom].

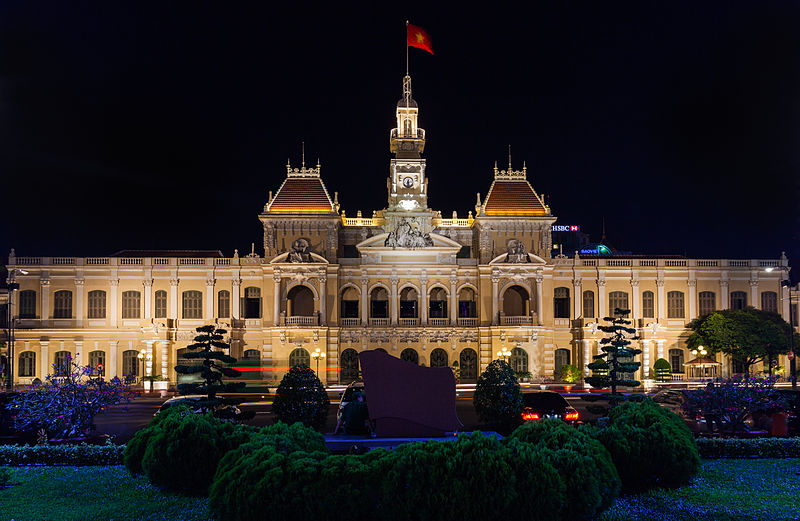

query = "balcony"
[[286, 315, 317, 326], [501, 315, 532, 326], [458, 317, 478, 326], [428, 318, 449, 326], [399, 318, 419, 326], [340, 318, 360, 327], [369, 318, 390, 326]]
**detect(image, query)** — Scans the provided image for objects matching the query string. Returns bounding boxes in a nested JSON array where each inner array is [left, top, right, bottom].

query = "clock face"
[[402, 176, 414, 188]]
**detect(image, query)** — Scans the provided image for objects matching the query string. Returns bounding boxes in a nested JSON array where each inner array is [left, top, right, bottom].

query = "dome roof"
[[397, 97, 418, 108]]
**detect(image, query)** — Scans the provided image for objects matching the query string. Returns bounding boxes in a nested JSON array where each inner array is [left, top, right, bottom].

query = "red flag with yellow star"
[[407, 24, 433, 54]]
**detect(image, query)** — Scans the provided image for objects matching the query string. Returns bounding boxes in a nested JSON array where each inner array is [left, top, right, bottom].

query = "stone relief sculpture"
[[287, 238, 313, 263], [384, 218, 434, 248], [504, 238, 530, 263]]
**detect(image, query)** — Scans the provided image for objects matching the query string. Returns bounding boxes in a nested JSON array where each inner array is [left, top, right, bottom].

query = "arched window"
[[503, 285, 529, 316], [18, 351, 35, 377], [430, 348, 448, 368], [761, 291, 778, 313], [243, 287, 261, 318], [669, 348, 684, 373], [340, 348, 360, 383], [340, 287, 359, 318], [400, 348, 419, 365], [459, 348, 478, 382], [182, 290, 202, 319], [458, 287, 477, 318], [698, 291, 715, 316], [730, 291, 747, 310], [243, 349, 260, 361], [553, 287, 570, 318], [289, 347, 310, 368], [87, 290, 106, 319], [554, 348, 570, 377], [370, 287, 389, 318], [287, 285, 314, 316], [53, 350, 71, 376], [429, 287, 448, 318], [53, 290, 73, 319], [642, 291, 655, 318], [582, 290, 595, 318], [154, 290, 167, 319], [510, 347, 528, 374], [19, 290, 36, 319], [122, 350, 139, 376], [218, 290, 231, 318], [608, 291, 629, 315], [122, 290, 141, 319], [89, 350, 105, 376], [667, 291, 685, 318], [399, 287, 419, 318]]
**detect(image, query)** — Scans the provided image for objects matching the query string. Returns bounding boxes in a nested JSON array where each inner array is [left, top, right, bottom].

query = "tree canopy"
[[687, 307, 797, 375]]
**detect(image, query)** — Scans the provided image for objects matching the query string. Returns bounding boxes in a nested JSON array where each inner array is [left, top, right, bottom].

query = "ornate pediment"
[[355, 232, 463, 265]]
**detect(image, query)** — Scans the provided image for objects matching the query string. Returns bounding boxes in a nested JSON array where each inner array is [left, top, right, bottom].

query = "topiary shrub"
[[590, 398, 700, 492], [506, 420, 620, 520], [124, 404, 192, 475], [653, 358, 672, 382], [272, 366, 330, 430], [473, 360, 522, 433], [140, 410, 255, 496]]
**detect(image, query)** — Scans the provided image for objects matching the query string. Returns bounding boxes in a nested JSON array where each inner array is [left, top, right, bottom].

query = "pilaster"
[[143, 279, 153, 320], [40, 340, 50, 378], [109, 278, 118, 327], [75, 278, 84, 327]]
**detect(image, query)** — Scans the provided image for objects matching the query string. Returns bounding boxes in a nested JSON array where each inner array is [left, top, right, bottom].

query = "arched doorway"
[[460, 348, 478, 382], [289, 347, 310, 368], [370, 287, 389, 318], [340, 287, 360, 319], [510, 347, 528, 375], [458, 287, 477, 318], [340, 348, 359, 383], [430, 348, 448, 368], [503, 285, 529, 316], [428, 287, 448, 319], [287, 285, 314, 316], [400, 348, 419, 365], [554, 348, 571, 377], [399, 287, 419, 318]]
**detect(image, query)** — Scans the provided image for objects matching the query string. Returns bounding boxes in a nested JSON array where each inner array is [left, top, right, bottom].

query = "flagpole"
[[405, 20, 409, 77]]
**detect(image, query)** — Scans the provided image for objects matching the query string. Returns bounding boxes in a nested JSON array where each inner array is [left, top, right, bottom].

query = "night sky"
[[1, 2, 798, 279]]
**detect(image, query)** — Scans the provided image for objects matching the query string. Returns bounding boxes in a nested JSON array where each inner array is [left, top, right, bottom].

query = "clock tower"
[[384, 75, 434, 238]]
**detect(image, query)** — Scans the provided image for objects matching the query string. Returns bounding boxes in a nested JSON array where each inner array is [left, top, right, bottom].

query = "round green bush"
[[592, 398, 700, 492], [272, 366, 330, 430], [507, 420, 620, 520], [473, 360, 522, 432], [141, 411, 255, 496], [124, 404, 193, 475]]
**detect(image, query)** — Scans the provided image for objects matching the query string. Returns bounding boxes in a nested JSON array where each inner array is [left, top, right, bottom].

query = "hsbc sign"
[[551, 225, 580, 232]]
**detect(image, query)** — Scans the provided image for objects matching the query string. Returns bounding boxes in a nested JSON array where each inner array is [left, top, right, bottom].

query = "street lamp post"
[[781, 279, 796, 390], [496, 347, 511, 363], [311, 348, 326, 378], [5, 268, 28, 391]]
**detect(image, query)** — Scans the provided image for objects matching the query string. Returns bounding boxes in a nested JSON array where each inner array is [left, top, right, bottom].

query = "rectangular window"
[[19, 290, 36, 319], [582, 291, 595, 318], [667, 291, 685, 318], [371, 300, 388, 318], [642, 291, 655, 318], [218, 290, 231, 318], [429, 300, 447, 318], [243, 287, 261, 319], [341, 300, 359, 318], [553, 287, 570, 319], [87, 290, 106, 319], [761, 292, 778, 313], [608, 292, 629, 315], [698, 291, 715, 316], [730, 291, 747, 310], [154, 290, 167, 319], [53, 290, 73, 318], [122, 291, 141, 319], [459, 300, 477, 318], [182, 290, 202, 319]]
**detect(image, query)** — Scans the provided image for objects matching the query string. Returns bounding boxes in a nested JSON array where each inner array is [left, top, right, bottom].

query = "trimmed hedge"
[[124, 403, 192, 475], [0, 443, 124, 466], [590, 398, 700, 492], [697, 437, 800, 459]]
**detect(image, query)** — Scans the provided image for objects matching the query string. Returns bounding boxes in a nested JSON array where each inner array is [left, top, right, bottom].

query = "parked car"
[[520, 391, 581, 425], [155, 395, 243, 419]]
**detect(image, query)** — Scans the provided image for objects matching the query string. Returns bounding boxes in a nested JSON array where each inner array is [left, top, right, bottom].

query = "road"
[[93, 389, 605, 443]]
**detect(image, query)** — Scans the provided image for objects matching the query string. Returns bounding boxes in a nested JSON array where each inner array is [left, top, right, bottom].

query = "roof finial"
[[301, 141, 305, 168], [508, 144, 512, 170]]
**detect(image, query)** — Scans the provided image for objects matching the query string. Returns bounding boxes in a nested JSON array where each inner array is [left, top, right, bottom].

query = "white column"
[[781, 279, 791, 320], [75, 278, 85, 327], [360, 276, 368, 326], [144, 340, 154, 377], [449, 276, 458, 325], [420, 277, 428, 324], [39, 340, 50, 378], [642, 339, 651, 378], [750, 279, 759, 310], [143, 279, 153, 320], [656, 279, 666, 320], [205, 278, 215, 320], [109, 278, 118, 328], [491, 275, 500, 325], [535, 275, 544, 326], [720, 280, 729, 309], [169, 278, 179, 320], [582, 338, 592, 376], [108, 340, 118, 378], [573, 279, 582, 318], [234, 277, 243, 320], [688, 279, 697, 319], [630, 279, 640, 319], [160, 341, 169, 380], [390, 278, 399, 325], [319, 272, 327, 326], [41, 278, 51, 326], [597, 279, 607, 320], [74, 341, 83, 367], [656, 339, 665, 361]]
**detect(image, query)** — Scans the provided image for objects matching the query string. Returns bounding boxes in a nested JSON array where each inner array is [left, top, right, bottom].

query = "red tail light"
[[522, 411, 540, 421], [565, 411, 579, 421]]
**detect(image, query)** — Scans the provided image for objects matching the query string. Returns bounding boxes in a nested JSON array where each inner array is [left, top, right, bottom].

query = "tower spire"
[[508, 144, 512, 170], [301, 141, 305, 168]]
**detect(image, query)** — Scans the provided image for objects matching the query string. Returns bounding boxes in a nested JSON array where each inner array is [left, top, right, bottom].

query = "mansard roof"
[[266, 162, 337, 214], [483, 180, 548, 215]]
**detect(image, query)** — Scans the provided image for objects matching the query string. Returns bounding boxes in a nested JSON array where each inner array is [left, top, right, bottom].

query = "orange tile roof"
[[268, 178, 335, 213], [483, 180, 547, 215]]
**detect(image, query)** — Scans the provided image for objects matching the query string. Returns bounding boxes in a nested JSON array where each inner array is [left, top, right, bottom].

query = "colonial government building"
[[3, 76, 796, 388]]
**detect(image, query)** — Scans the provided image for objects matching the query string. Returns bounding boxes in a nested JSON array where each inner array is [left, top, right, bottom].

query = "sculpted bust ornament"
[[384, 218, 434, 249], [287, 238, 313, 263], [504, 239, 530, 263]]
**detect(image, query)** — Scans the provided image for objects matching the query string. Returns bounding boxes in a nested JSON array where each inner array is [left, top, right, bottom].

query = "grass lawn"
[[598, 459, 800, 521], [1, 460, 798, 521]]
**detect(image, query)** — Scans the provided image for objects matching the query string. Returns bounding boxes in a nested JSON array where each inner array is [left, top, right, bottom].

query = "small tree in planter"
[[272, 366, 330, 430], [8, 355, 136, 441], [652, 358, 672, 382], [473, 360, 522, 433], [174, 324, 252, 420], [558, 364, 582, 384]]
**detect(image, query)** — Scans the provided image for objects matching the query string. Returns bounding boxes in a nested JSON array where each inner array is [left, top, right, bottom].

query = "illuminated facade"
[[3, 76, 797, 388]]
